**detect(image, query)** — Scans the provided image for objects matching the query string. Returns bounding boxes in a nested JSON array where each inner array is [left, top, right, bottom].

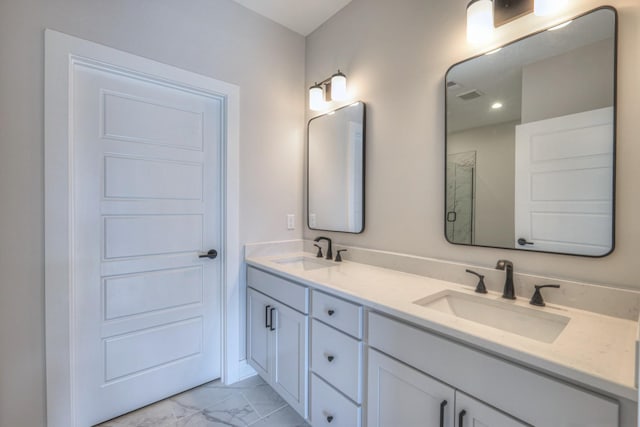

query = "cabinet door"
[[456, 392, 530, 427], [272, 301, 308, 418], [247, 288, 272, 380], [368, 349, 455, 427]]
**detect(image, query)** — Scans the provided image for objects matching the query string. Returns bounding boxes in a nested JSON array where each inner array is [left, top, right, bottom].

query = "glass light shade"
[[467, 0, 493, 44], [330, 71, 347, 101], [534, 0, 567, 16], [309, 84, 324, 111]]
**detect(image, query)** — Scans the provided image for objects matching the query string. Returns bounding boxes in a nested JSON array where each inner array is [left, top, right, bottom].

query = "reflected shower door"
[[446, 151, 476, 244]]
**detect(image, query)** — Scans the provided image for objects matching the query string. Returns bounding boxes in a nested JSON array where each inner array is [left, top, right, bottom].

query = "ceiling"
[[231, 0, 353, 36]]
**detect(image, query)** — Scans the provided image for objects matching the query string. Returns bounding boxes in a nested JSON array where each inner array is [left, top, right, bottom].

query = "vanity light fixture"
[[467, 0, 494, 44], [309, 83, 324, 111], [467, 0, 569, 44], [308, 69, 349, 111]]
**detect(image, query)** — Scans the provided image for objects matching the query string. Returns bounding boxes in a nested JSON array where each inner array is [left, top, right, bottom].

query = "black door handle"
[[269, 307, 276, 331], [439, 400, 447, 427], [517, 238, 534, 246], [199, 249, 218, 259], [265, 305, 271, 329], [459, 410, 467, 427]]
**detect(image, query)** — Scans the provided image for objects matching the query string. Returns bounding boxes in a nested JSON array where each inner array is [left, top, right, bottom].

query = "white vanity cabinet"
[[245, 261, 631, 427], [309, 290, 364, 427], [246, 267, 309, 418], [368, 312, 619, 427], [368, 349, 527, 427]]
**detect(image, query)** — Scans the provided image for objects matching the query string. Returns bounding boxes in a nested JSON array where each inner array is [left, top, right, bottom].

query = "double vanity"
[[245, 242, 639, 427]]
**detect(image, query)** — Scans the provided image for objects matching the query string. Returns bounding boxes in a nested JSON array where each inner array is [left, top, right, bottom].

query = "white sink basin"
[[414, 290, 569, 343], [273, 256, 335, 271]]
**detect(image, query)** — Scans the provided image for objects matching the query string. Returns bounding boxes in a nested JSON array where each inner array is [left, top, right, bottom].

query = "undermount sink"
[[414, 290, 570, 343], [273, 256, 335, 271]]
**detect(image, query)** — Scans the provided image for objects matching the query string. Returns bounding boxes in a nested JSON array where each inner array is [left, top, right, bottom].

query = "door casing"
[[44, 29, 243, 427]]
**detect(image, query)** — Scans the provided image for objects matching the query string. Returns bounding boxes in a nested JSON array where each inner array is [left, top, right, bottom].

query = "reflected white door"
[[73, 62, 222, 425], [514, 107, 613, 255]]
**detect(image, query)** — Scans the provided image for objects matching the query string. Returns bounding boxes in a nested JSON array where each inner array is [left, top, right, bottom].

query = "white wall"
[[304, 0, 640, 288], [0, 1, 305, 426], [448, 121, 517, 247]]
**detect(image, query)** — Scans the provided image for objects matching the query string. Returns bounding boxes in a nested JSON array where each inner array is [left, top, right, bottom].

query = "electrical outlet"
[[287, 214, 295, 230]]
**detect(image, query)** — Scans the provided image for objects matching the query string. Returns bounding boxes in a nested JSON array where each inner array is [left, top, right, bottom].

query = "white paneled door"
[[514, 107, 613, 256], [73, 63, 222, 426]]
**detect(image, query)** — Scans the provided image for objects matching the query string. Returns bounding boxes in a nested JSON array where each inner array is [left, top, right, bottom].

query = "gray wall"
[[448, 121, 517, 247], [0, 1, 305, 426], [304, 0, 640, 287], [522, 38, 615, 123]]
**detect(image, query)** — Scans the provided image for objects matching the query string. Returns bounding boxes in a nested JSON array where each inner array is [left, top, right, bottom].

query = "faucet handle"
[[314, 244, 323, 258], [465, 269, 487, 294], [530, 284, 560, 307], [335, 249, 347, 262]]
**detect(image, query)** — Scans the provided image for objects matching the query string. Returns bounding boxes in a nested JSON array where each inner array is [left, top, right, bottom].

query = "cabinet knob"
[[327, 309, 335, 316], [326, 355, 335, 362], [326, 415, 334, 423]]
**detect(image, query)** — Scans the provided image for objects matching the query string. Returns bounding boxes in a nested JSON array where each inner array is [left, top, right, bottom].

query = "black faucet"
[[313, 236, 333, 260], [495, 260, 515, 300]]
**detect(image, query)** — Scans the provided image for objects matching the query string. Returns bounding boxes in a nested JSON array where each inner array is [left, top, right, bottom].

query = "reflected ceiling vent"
[[457, 89, 484, 100], [447, 81, 464, 90]]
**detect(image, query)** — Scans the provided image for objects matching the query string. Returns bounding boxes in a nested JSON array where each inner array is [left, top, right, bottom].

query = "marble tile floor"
[[96, 375, 310, 427]]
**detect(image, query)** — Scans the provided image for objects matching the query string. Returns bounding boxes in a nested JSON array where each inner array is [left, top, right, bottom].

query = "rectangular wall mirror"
[[445, 7, 616, 257], [308, 101, 366, 233]]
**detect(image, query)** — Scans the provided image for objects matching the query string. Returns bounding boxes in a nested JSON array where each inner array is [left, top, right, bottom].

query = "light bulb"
[[467, 0, 494, 44], [534, 0, 567, 16], [330, 70, 347, 101], [309, 84, 324, 111]]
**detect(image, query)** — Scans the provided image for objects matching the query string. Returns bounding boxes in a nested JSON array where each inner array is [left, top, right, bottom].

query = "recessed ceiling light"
[[491, 102, 503, 109], [548, 20, 573, 31]]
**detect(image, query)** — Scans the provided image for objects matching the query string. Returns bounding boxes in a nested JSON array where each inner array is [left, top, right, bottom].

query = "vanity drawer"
[[368, 312, 619, 427], [312, 290, 363, 338], [311, 373, 361, 427], [311, 319, 363, 403], [247, 266, 308, 313]]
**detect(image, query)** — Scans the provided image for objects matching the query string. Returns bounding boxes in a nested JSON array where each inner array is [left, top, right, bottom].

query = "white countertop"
[[246, 252, 639, 402]]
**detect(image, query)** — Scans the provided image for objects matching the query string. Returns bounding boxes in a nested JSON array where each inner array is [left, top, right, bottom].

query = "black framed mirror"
[[307, 102, 366, 233], [445, 7, 616, 257]]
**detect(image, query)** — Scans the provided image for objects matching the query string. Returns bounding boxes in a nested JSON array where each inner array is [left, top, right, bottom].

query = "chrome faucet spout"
[[495, 259, 515, 300]]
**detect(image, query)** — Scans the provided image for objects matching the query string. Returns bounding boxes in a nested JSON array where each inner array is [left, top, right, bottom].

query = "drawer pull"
[[327, 309, 335, 316], [439, 400, 447, 427], [265, 305, 271, 329], [459, 409, 467, 427], [326, 415, 334, 423], [326, 355, 335, 362], [269, 307, 276, 331]]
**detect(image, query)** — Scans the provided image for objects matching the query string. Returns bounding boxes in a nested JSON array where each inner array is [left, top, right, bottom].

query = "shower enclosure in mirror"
[[308, 102, 365, 233], [445, 7, 616, 257]]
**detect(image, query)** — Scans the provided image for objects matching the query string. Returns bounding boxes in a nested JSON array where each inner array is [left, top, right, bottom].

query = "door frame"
[[44, 29, 242, 427]]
